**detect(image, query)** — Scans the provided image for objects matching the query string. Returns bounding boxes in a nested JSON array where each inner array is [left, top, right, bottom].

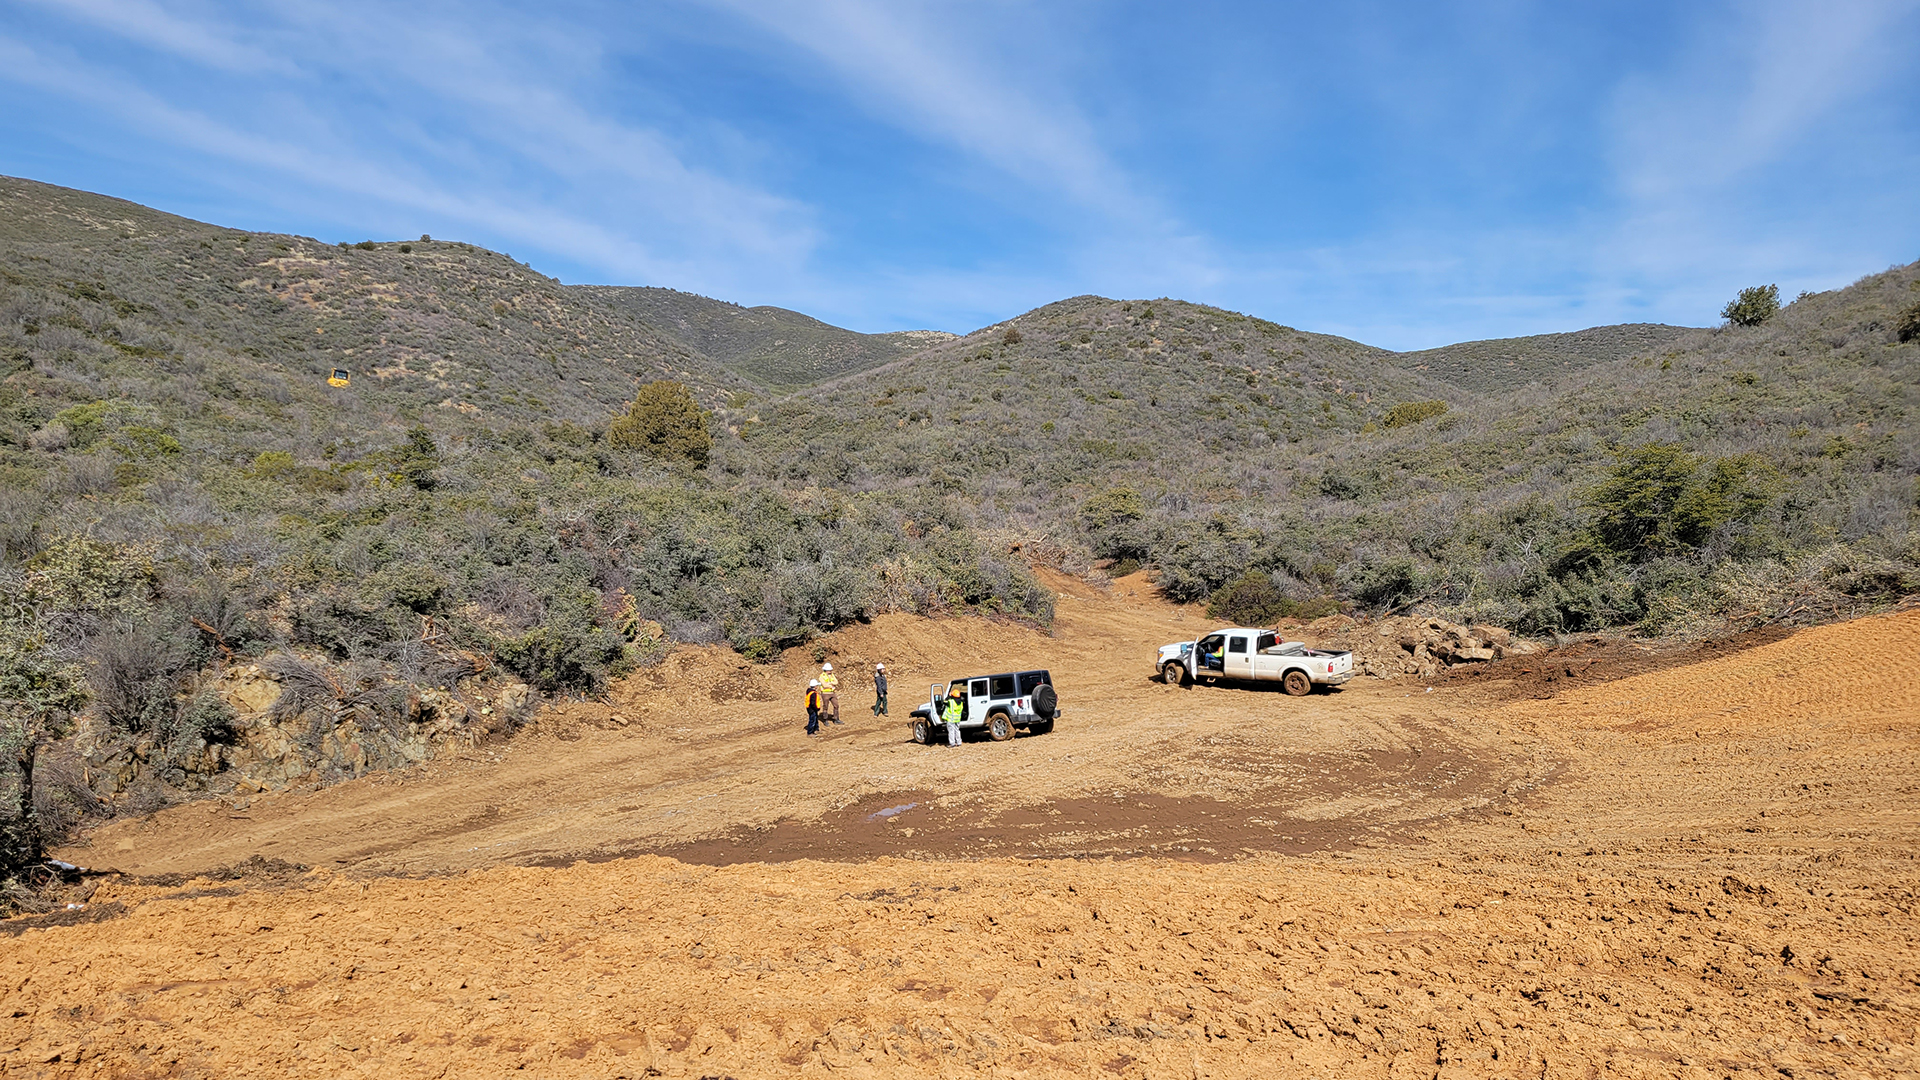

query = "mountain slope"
[[1393, 323, 1703, 391], [712, 272, 1919, 630], [576, 285, 954, 391], [0, 175, 747, 435], [727, 293, 1460, 491]]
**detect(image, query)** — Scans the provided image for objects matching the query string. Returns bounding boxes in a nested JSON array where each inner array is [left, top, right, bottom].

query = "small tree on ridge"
[[1721, 284, 1780, 328]]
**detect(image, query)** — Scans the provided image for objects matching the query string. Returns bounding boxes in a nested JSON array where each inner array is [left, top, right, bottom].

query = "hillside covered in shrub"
[[748, 276, 1919, 635], [2, 173, 1916, 877], [0, 178, 1050, 871], [577, 285, 956, 391]]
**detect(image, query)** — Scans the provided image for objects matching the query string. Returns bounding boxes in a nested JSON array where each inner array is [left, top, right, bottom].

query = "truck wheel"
[[1282, 670, 1312, 696], [988, 713, 1013, 741], [911, 719, 931, 744], [1161, 661, 1187, 686]]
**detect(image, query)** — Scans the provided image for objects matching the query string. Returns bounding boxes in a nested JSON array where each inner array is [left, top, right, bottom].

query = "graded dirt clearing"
[[8, 593, 1919, 1078]]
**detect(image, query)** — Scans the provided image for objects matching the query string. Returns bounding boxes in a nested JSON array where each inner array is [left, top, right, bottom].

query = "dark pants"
[[872, 692, 887, 716], [806, 708, 820, 735]]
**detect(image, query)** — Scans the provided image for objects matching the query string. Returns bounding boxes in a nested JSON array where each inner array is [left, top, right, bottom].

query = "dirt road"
[[7, 585, 1918, 1078]]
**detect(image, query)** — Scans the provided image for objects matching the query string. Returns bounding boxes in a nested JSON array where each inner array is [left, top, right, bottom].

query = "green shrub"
[[380, 564, 447, 615], [608, 380, 711, 465], [251, 450, 296, 477], [1206, 570, 1289, 624], [392, 427, 441, 490], [1721, 284, 1780, 327], [1897, 300, 1920, 343], [1205, 570, 1344, 624], [1586, 444, 1777, 560], [1381, 400, 1449, 429]]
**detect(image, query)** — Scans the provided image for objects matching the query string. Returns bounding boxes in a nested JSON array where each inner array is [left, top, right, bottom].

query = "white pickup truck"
[[1157, 627, 1353, 695]]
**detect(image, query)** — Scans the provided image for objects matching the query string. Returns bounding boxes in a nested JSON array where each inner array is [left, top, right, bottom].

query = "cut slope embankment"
[[8, 607, 1916, 1078]]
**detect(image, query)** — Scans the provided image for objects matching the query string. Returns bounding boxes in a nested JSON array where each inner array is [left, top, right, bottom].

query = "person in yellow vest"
[[804, 679, 824, 736], [819, 663, 841, 724], [938, 684, 964, 746]]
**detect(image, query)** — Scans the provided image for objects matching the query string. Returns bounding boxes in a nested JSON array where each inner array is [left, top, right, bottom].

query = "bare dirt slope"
[[7, 596, 1918, 1079]]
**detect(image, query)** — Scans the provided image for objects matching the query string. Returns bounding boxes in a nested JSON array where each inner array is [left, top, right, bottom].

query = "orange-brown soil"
[[7, 582, 1918, 1078]]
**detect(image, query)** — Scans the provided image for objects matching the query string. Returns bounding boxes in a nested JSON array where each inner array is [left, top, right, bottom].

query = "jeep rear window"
[[1017, 672, 1050, 695], [990, 675, 1015, 697]]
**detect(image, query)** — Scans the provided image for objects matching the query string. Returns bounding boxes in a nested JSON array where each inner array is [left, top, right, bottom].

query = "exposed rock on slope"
[[1303, 614, 1542, 678], [68, 657, 534, 801]]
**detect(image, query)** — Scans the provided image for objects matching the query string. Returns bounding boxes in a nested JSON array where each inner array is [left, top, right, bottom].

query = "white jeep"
[[908, 669, 1060, 744]]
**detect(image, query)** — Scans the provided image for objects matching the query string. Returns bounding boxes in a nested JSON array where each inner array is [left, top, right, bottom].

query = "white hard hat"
[[808, 679, 819, 687], [875, 663, 884, 670], [822, 662, 833, 671]]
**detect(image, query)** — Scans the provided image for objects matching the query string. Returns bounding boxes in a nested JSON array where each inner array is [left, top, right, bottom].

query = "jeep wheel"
[[911, 718, 932, 744], [988, 713, 1013, 741], [1282, 670, 1312, 696], [1161, 661, 1187, 686]]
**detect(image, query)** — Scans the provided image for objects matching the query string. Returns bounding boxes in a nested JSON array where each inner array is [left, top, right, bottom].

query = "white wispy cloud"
[[0, 0, 823, 295], [1609, 0, 1917, 200], [712, 0, 1160, 224], [23, 0, 283, 73]]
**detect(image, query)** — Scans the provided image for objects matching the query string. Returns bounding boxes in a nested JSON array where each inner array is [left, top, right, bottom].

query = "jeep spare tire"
[[1033, 683, 1058, 718]]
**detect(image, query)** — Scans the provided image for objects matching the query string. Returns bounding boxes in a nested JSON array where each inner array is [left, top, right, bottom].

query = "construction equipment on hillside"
[[328, 368, 351, 387]]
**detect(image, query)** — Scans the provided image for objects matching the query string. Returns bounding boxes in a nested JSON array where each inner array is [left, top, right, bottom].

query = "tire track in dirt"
[[10, 608, 1917, 1078]]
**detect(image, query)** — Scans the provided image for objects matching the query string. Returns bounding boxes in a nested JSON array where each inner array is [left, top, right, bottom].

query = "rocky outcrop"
[[1300, 614, 1542, 679], [72, 656, 536, 801]]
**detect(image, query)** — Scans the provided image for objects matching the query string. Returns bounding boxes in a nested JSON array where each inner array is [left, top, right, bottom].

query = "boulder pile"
[[1293, 614, 1543, 679]]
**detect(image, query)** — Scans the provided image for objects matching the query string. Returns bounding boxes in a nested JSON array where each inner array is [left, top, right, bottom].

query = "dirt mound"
[[11, 606, 1916, 1077]]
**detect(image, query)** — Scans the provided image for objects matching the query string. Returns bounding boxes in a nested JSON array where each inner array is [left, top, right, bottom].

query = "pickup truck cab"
[[908, 669, 1060, 744], [1157, 627, 1352, 695]]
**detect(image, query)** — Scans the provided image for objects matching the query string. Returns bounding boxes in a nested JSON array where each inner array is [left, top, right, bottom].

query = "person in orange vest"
[[804, 679, 824, 736], [819, 663, 841, 724]]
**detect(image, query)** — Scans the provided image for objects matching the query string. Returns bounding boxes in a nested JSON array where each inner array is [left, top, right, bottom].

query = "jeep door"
[[967, 678, 992, 726]]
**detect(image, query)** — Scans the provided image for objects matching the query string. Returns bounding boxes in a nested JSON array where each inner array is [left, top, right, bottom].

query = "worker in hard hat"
[[871, 662, 888, 716], [819, 662, 840, 724], [938, 683, 965, 746], [804, 679, 824, 736]]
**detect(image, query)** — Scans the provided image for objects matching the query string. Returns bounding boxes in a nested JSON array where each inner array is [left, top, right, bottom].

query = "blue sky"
[[3, 1, 1918, 349]]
